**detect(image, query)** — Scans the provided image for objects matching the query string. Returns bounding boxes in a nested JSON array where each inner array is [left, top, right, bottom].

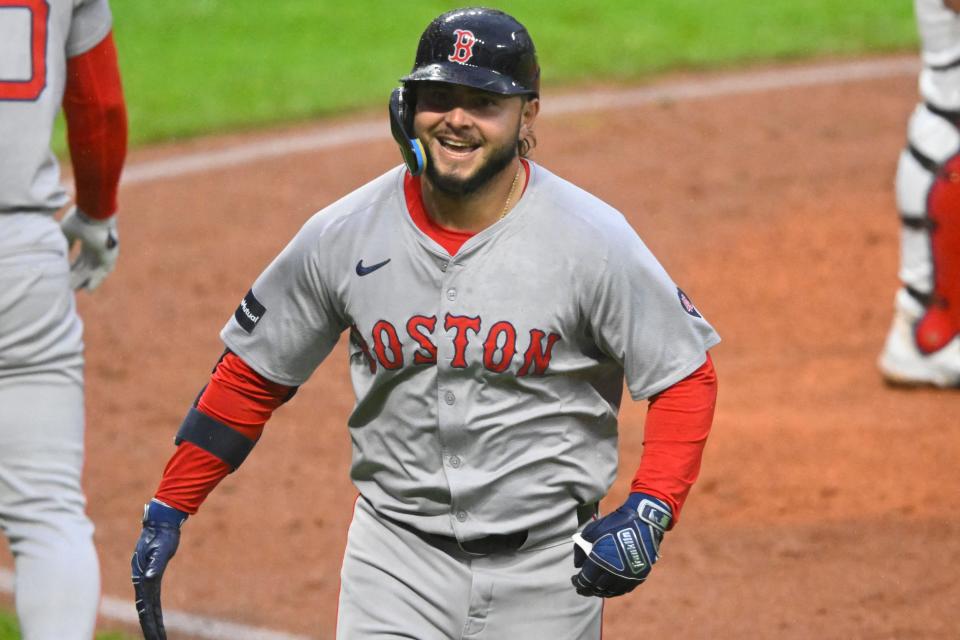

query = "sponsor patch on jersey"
[[235, 289, 266, 333], [677, 287, 702, 318]]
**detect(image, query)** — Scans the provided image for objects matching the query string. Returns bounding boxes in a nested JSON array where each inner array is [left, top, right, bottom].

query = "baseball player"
[[878, 0, 960, 387], [0, 0, 127, 638], [132, 7, 719, 639]]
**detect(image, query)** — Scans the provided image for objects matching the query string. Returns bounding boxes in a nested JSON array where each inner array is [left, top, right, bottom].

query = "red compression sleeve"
[[631, 353, 718, 526], [154, 353, 294, 514], [63, 32, 127, 220], [197, 351, 294, 437], [154, 444, 231, 515]]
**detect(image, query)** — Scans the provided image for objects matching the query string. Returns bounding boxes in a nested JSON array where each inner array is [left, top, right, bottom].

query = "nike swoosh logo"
[[356, 258, 391, 276]]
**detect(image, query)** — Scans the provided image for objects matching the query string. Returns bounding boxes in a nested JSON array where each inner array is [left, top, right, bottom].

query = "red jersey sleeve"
[[63, 32, 127, 220], [630, 353, 718, 526], [154, 352, 294, 514]]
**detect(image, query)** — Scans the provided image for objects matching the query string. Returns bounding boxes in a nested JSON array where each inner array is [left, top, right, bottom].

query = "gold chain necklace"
[[499, 164, 522, 220]]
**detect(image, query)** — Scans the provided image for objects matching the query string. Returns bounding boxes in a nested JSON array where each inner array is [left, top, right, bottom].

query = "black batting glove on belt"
[[571, 492, 671, 598], [132, 499, 188, 639]]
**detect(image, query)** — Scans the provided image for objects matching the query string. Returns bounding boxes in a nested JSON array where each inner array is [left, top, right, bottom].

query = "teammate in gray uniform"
[[132, 8, 719, 639], [1, 0, 127, 638], [878, 0, 960, 387]]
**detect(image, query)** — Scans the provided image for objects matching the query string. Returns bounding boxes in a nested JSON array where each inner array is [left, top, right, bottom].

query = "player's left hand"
[[59, 205, 119, 291], [570, 492, 672, 598], [132, 500, 188, 640]]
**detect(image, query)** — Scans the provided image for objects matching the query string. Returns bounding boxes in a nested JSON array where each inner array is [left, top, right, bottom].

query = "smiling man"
[[131, 7, 720, 640], [416, 81, 537, 221]]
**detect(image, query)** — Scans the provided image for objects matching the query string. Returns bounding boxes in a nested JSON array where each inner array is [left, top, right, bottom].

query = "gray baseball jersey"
[[1, 3, 112, 638], [0, 0, 112, 214], [222, 161, 719, 549]]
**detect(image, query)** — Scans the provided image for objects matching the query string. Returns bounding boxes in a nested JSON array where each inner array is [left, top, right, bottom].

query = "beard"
[[424, 135, 519, 197]]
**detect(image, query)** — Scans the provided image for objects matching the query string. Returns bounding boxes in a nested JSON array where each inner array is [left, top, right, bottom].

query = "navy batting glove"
[[132, 499, 188, 640], [571, 492, 671, 598]]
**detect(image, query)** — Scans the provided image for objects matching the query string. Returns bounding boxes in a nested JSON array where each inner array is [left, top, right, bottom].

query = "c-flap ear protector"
[[389, 87, 426, 176]]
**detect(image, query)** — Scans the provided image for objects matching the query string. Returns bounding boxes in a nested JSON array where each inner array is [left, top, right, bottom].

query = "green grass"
[[103, 0, 918, 147], [0, 608, 134, 640]]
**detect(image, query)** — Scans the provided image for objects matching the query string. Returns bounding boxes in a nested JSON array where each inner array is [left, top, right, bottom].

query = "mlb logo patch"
[[677, 288, 702, 318]]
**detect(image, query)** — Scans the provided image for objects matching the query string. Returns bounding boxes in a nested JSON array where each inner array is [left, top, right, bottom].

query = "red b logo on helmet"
[[449, 29, 477, 63]]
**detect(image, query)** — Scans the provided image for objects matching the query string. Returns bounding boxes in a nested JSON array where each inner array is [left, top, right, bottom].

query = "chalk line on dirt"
[[120, 56, 918, 187], [0, 567, 311, 639]]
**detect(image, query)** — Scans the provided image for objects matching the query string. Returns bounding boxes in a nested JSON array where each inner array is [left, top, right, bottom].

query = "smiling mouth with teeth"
[[440, 138, 479, 152]]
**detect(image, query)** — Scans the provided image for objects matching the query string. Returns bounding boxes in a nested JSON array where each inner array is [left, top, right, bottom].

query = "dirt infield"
[[12, 58, 960, 638]]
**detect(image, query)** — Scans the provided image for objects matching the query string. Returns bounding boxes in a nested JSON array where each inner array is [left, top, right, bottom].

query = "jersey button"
[[446, 288, 457, 301], [440, 261, 448, 272], [456, 511, 468, 522], [449, 455, 461, 468], [444, 391, 455, 405]]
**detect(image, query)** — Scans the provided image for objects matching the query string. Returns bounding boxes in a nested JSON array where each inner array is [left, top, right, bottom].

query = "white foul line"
[[543, 56, 919, 116], [16, 54, 917, 640], [0, 568, 313, 640], [120, 56, 919, 188]]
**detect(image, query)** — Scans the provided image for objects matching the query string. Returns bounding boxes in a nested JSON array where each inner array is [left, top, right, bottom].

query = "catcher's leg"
[[879, 104, 960, 387], [0, 219, 101, 640]]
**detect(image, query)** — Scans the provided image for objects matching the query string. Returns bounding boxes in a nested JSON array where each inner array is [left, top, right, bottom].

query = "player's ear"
[[521, 97, 540, 133]]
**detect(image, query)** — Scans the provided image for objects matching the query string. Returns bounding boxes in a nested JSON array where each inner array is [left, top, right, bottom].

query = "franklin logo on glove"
[[617, 530, 646, 574]]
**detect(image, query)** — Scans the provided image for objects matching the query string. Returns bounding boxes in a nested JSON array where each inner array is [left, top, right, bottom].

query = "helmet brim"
[[402, 63, 537, 96]]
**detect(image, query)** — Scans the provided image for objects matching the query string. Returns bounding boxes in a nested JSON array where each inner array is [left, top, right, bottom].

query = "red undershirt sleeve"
[[154, 352, 294, 514], [630, 353, 718, 527], [63, 32, 127, 220]]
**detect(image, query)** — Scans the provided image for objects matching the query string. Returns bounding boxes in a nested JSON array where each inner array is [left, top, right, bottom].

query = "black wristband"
[[175, 408, 255, 471]]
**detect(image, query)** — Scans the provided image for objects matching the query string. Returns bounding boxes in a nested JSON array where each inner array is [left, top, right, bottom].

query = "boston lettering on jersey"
[[350, 312, 561, 375]]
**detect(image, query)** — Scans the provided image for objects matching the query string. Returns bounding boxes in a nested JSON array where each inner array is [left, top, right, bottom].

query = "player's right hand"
[[59, 205, 119, 291], [132, 499, 188, 640]]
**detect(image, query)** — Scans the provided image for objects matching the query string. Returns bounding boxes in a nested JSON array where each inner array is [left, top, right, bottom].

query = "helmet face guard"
[[389, 7, 540, 175], [389, 87, 427, 176]]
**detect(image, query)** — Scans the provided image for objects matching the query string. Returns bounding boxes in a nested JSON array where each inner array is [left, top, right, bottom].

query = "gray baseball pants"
[[0, 214, 100, 640], [337, 497, 602, 639]]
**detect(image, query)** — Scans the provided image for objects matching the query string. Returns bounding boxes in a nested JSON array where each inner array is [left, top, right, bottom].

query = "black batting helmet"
[[389, 7, 539, 175], [402, 7, 540, 96]]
